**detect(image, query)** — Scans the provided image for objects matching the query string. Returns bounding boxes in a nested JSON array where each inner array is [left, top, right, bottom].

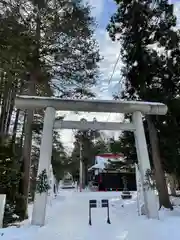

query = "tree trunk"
[[12, 81, 25, 144], [81, 160, 86, 189], [0, 78, 11, 139], [20, 112, 26, 149], [84, 162, 88, 187], [147, 116, 173, 210], [167, 173, 177, 196], [18, 6, 41, 219], [11, 109, 20, 144], [18, 80, 35, 220], [30, 164, 37, 201], [5, 84, 17, 134], [0, 71, 5, 104]]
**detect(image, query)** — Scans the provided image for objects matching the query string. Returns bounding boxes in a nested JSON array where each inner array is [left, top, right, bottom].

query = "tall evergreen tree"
[[110, 133, 137, 164], [69, 130, 108, 186], [107, 0, 180, 209], [0, 0, 101, 222]]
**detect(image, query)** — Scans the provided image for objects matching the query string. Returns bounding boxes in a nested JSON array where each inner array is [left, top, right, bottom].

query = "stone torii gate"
[[15, 96, 167, 226]]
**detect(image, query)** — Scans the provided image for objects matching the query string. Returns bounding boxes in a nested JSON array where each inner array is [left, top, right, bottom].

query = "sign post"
[[89, 200, 97, 225], [101, 199, 111, 224], [89, 199, 111, 225]]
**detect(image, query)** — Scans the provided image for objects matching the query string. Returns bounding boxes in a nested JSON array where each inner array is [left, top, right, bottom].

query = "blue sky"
[[87, 0, 122, 100], [97, 0, 116, 29]]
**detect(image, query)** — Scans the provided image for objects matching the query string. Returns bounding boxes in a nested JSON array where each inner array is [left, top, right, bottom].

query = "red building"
[[89, 153, 136, 191]]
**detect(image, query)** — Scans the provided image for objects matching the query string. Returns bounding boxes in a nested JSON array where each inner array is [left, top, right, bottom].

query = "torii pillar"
[[133, 111, 158, 219], [31, 107, 56, 226]]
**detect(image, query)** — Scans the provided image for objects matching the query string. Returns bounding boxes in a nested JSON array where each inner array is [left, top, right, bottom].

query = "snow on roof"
[[88, 155, 125, 171]]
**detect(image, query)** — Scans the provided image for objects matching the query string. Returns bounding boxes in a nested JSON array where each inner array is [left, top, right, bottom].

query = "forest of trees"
[[68, 129, 109, 188], [0, 0, 100, 225], [1, 0, 180, 227]]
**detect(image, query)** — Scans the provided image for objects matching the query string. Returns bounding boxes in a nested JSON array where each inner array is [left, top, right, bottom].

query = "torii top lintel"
[[15, 95, 167, 115]]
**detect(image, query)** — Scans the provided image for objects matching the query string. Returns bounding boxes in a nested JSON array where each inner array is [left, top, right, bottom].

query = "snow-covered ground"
[[1, 190, 180, 240]]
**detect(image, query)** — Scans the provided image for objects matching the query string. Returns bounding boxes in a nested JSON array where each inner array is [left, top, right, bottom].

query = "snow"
[[1, 190, 180, 240], [16, 95, 165, 106], [88, 156, 126, 171]]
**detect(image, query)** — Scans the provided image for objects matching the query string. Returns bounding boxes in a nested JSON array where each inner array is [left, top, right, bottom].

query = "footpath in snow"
[[1, 190, 180, 240]]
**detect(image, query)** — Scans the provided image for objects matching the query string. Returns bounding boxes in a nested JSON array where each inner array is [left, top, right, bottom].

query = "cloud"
[[174, 2, 180, 29], [95, 30, 123, 98]]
